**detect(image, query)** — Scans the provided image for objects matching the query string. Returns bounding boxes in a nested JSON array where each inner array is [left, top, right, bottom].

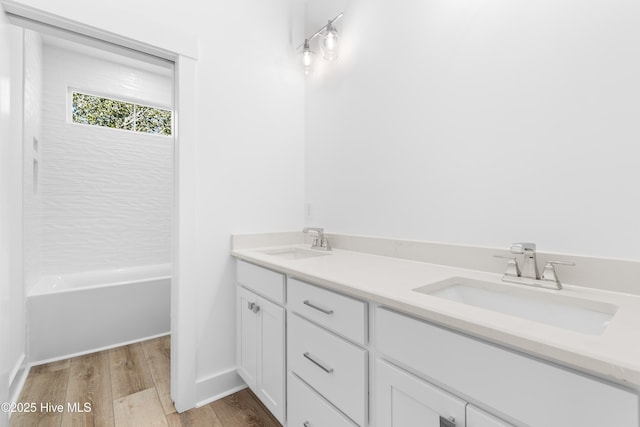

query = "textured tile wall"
[[22, 30, 43, 291], [38, 41, 173, 276]]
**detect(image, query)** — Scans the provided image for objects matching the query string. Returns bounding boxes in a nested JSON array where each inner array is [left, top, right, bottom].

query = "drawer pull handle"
[[303, 300, 334, 315], [303, 352, 334, 374], [439, 416, 456, 427]]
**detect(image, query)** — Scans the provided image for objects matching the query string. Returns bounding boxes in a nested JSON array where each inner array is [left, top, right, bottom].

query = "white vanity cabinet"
[[375, 306, 639, 427], [236, 261, 286, 424], [234, 253, 640, 427]]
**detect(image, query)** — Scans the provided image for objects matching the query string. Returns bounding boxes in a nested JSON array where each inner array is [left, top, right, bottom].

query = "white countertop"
[[232, 244, 640, 390]]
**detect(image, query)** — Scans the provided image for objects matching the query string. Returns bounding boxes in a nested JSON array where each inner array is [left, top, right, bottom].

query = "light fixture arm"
[[297, 12, 343, 49]]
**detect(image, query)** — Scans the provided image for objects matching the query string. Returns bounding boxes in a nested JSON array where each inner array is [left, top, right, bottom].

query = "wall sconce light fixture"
[[299, 12, 343, 75]]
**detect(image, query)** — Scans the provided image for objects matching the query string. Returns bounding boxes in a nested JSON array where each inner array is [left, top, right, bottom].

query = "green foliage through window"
[[72, 92, 172, 136]]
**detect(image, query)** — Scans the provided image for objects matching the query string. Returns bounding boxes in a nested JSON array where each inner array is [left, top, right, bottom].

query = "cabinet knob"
[[303, 422, 310, 427], [247, 302, 260, 313]]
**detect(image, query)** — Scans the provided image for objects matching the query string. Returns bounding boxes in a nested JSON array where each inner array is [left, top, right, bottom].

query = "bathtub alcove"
[[27, 263, 171, 363]]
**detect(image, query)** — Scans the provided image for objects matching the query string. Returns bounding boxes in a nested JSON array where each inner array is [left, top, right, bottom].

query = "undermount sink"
[[414, 277, 618, 335], [258, 247, 331, 260]]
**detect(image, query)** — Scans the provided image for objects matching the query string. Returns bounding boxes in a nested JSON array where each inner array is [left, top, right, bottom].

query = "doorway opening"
[[4, 3, 198, 411], [22, 28, 174, 364]]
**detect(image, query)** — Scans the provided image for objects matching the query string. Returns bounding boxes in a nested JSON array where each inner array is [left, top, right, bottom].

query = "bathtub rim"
[[28, 263, 172, 297]]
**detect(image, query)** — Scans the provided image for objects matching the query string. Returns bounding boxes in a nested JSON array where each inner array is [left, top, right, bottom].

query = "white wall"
[[185, 0, 305, 388], [0, 17, 26, 424], [161, 0, 305, 397], [305, 0, 640, 260], [0, 9, 16, 427], [35, 40, 173, 277], [6, 0, 306, 406]]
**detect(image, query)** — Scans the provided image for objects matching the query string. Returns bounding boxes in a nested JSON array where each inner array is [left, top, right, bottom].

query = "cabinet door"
[[237, 286, 259, 390], [467, 405, 513, 427], [256, 296, 285, 424], [376, 359, 466, 427]]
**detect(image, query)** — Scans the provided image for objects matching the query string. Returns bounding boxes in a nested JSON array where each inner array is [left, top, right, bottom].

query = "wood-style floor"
[[10, 336, 281, 427]]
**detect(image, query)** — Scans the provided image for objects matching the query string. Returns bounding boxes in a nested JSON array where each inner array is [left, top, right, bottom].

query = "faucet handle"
[[541, 261, 575, 288], [303, 227, 324, 234], [510, 242, 536, 254], [545, 260, 576, 267], [494, 255, 521, 277]]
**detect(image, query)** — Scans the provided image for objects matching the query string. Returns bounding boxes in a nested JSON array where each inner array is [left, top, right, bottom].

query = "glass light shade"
[[301, 40, 314, 75], [302, 51, 313, 75], [319, 24, 340, 61], [302, 50, 312, 67]]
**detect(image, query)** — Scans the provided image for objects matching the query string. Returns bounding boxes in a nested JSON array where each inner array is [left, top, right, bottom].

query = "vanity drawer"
[[288, 313, 367, 426], [467, 405, 513, 427], [288, 372, 357, 427], [237, 260, 285, 304], [288, 278, 367, 345]]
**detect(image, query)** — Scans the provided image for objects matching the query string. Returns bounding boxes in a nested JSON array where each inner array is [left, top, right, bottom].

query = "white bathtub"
[[27, 264, 171, 364]]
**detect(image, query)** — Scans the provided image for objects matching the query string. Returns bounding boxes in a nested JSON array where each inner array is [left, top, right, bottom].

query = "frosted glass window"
[[71, 92, 172, 136]]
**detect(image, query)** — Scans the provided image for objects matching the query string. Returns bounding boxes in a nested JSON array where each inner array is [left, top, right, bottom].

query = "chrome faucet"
[[510, 243, 539, 279], [494, 242, 575, 290], [303, 227, 331, 251]]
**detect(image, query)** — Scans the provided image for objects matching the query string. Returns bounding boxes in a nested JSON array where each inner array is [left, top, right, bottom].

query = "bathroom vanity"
[[233, 238, 640, 427]]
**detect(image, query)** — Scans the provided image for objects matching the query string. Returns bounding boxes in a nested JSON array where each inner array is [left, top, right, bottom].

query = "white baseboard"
[[9, 353, 25, 385], [194, 368, 247, 408], [8, 354, 29, 409]]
